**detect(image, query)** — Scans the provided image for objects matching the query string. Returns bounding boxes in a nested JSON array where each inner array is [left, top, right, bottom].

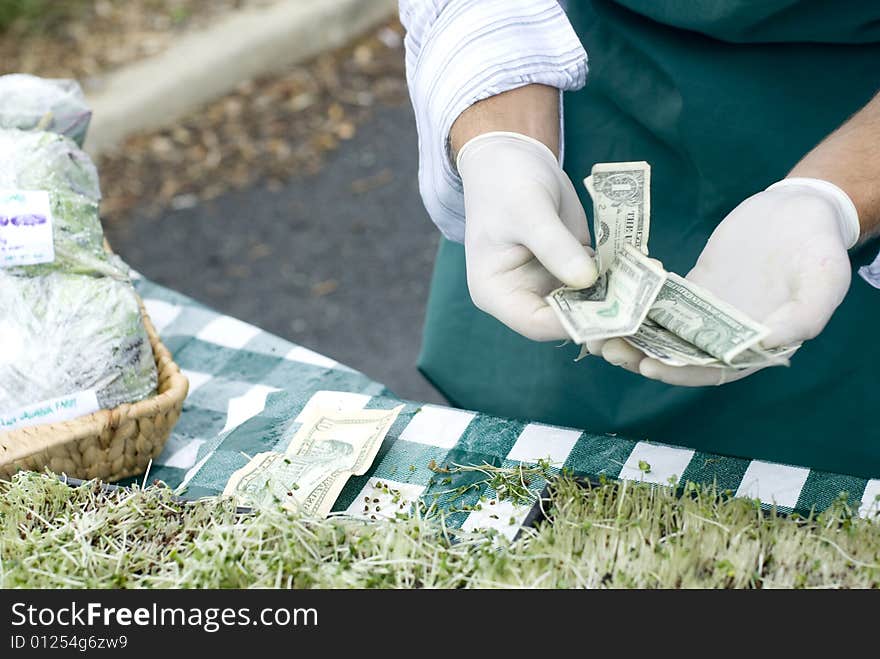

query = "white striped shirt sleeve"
[[399, 0, 588, 242]]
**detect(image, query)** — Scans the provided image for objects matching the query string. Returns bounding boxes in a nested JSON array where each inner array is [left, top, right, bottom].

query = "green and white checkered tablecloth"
[[134, 276, 880, 537]]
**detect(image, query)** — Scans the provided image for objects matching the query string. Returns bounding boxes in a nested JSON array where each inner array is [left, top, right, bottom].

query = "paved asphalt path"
[[105, 102, 447, 404]]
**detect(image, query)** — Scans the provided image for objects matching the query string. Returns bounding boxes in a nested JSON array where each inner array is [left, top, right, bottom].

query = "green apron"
[[419, 0, 880, 479]]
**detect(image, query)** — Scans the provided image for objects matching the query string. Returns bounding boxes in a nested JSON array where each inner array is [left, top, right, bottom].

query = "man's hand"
[[457, 131, 597, 341], [450, 83, 596, 341], [596, 90, 880, 385], [594, 179, 857, 385]]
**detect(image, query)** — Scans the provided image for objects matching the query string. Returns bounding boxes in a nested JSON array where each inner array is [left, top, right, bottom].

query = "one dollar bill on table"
[[548, 161, 797, 371], [223, 405, 403, 517]]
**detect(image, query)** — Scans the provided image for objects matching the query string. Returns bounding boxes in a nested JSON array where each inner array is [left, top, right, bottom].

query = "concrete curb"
[[84, 0, 398, 156]]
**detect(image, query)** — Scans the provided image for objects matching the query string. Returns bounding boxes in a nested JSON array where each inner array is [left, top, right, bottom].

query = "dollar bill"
[[708, 343, 799, 369], [284, 405, 402, 475], [623, 318, 718, 367], [584, 174, 596, 201], [223, 451, 319, 512], [588, 161, 651, 274], [547, 243, 666, 343], [647, 273, 770, 364], [625, 319, 795, 370], [223, 405, 402, 516]]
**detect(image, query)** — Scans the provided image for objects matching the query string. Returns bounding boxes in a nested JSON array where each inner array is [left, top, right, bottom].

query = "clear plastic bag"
[[0, 271, 157, 411], [0, 129, 111, 273], [0, 74, 92, 147]]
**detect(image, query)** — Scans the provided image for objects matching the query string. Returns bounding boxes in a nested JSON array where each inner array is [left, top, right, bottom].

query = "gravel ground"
[[93, 20, 446, 402], [105, 101, 446, 404], [1, 0, 274, 85], [96, 23, 409, 225]]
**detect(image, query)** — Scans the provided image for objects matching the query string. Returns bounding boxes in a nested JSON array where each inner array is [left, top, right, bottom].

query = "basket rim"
[[0, 298, 189, 467]]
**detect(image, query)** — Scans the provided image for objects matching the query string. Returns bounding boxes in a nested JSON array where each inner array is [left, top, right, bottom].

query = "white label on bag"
[[0, 189, 55, 267], [0, 390, 100, 432]]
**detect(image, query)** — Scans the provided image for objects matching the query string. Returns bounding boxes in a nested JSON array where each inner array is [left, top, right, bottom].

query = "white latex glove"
[[596, 178, 859, 385], [457, 131, 598, 341]]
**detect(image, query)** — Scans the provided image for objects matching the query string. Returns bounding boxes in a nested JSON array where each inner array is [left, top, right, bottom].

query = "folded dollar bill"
[[647, 273, 770, 364], [624, 319, 797, 369], [623, 318, 718, 367], [547, 244, 665, 344], [223, 405, 402, 517]]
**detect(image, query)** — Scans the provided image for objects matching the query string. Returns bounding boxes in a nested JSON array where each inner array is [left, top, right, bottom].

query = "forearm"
[[400, 0, 587, 242], [789, 90, 880, 240], [450, 84, 560, 160]]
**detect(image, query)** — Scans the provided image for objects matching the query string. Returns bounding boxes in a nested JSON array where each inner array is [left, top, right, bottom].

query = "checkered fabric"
[[134, 276, 880, 537]]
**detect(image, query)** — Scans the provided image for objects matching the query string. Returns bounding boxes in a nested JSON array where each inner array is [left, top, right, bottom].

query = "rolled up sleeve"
[[400, 0, 588, 242]]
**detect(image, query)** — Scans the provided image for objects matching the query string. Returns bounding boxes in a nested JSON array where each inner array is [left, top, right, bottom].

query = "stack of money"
[[547, 162, 797, 370], [223, 405, 402, 517]]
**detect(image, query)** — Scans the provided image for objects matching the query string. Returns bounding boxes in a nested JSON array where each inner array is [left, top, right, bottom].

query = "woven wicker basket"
[[0, 298, 189, 482]]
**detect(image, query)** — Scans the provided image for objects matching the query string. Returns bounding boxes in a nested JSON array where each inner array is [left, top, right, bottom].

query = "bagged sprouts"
[[0, 271, 157, 412], [0, 77, 157, 428]]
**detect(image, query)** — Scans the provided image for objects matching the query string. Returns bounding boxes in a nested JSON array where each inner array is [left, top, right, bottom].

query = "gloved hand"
[[457, 131, 597, 341], [594, 178, 859, 385]]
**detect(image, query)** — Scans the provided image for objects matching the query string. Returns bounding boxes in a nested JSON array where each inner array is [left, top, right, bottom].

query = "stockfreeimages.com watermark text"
[[10, 601, 318, 634]]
